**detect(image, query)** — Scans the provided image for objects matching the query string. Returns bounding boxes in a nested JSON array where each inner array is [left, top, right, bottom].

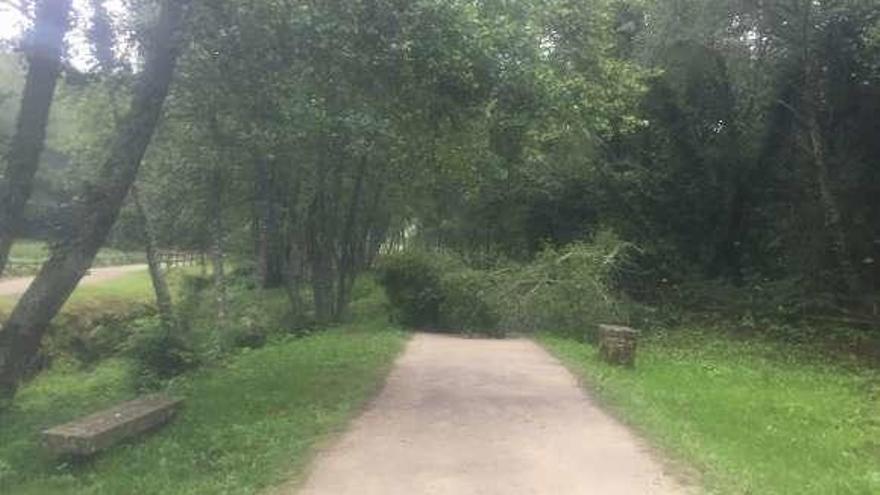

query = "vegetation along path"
[[291, 333, 688, 495], [0, 264, 147, 297]]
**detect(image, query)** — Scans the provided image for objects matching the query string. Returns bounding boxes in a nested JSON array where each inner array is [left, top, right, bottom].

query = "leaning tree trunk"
[[800, 43, 860, 296], [0, 0, 73, 277], [132, 186, 175, 334], [805, 106, 859, 295], [0, 0, 190, 408]]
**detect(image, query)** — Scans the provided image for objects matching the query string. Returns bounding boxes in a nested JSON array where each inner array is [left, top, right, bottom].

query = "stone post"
[[597, 324, 639, 367]]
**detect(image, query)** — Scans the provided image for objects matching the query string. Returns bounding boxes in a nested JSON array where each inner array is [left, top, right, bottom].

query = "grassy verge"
[[0, 318, 406, 494], [0, 269, 154, 313], [540, 330, 880, 494]]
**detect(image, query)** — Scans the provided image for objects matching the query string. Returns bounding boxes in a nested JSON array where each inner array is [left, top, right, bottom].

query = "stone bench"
[[42, 394, 183, 456], [597, 324, 639, 367]]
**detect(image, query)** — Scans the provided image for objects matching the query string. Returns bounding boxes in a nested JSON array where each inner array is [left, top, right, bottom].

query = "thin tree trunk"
[[309, 199, 335, 323], [255, 156, 283, 288], [132, 186, 175, 333], [308, 161, 335, 323], [210, 166, 227, 323], [283, 178, 304, 315], [363, 181, 388, 267], [0, 0, 73, 277], [798, 10, 860, 296], [285, 231, 304, 316], [805, 107, 859, 295], [335, 156, 367, 319], [0, 0, 190, 408]]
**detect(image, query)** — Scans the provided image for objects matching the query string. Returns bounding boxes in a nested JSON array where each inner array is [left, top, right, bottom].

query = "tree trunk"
[[335, 156, 368, 319], [0, 0, 190, 408], [0, 0, 73, 277], [282, 178, 304, 315], [799, 16, 860, 296], [132, 186, 175, 333], [805, 106, 859, 295], [88, 0, 116, 72], [308, 197, 335, 324], [363, 181, 389, 267], [255, 157, 284, 288], [210, 166, 228, 323], [308, 162, 335, 323], [284, 232, 304, 316]]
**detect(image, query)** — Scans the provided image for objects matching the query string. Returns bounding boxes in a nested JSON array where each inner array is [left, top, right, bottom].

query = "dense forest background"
[[1, 0, 879, 404]]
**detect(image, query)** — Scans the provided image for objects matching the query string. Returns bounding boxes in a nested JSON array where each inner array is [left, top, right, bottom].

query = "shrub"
[[439, 268, 501, 336], [124, 317, 198, 390], [377, 249, 501, 335], [40, 301, 155, 368], [213, 319, 269, 353], [376, 250, 447, 328]]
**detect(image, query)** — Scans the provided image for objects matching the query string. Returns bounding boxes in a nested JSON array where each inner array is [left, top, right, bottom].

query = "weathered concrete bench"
[[42, 395, 183, 456], [597, 324, 640, 367]]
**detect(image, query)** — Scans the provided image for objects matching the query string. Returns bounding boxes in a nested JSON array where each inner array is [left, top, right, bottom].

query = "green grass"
[[3, 240, 145, 278], [64, 270, 155, 306], [7, 240, 51, 263], [0, 320, 406, 494], [0, 270, 154, 317], [541, 330, 880, 494]]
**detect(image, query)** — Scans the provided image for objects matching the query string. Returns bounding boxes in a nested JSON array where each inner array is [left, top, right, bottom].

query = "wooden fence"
[[155, 251, 201, 268]]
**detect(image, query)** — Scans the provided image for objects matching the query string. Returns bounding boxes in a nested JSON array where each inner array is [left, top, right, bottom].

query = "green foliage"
[[124, 317, 198, 390], [377, 249, 501, 336], [45, 302, 156, 366], [542, 330, 880, 494], [379, 232, 638, 338], [205, 281, 295, 357], [376, 249, 447, 328], [494, 231, 635, 340], [438, 268, 502, 337]]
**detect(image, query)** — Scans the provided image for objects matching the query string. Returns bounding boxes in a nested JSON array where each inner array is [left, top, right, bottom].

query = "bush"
[[124, 317, 198, 390], [212, 319, 269, 353], [376, 250, 447, 328], [40, 301, 155, 369], [439, 268, 501, 336], [377, 249, 501, 335]]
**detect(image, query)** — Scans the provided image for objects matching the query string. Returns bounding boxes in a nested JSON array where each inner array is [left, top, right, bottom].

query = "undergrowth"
[[0, 276, 406, 495]]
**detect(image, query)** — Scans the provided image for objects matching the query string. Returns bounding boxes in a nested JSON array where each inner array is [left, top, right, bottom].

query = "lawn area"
[[0, 320, 406, 494], [3, 240, 145, 278], [0, 270, 154, 316], [541, 331, 880, 494]]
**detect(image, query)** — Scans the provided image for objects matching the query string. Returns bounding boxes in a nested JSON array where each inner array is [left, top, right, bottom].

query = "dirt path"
[[290, 333, 689, 495], [0, 264, 147, 298]]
